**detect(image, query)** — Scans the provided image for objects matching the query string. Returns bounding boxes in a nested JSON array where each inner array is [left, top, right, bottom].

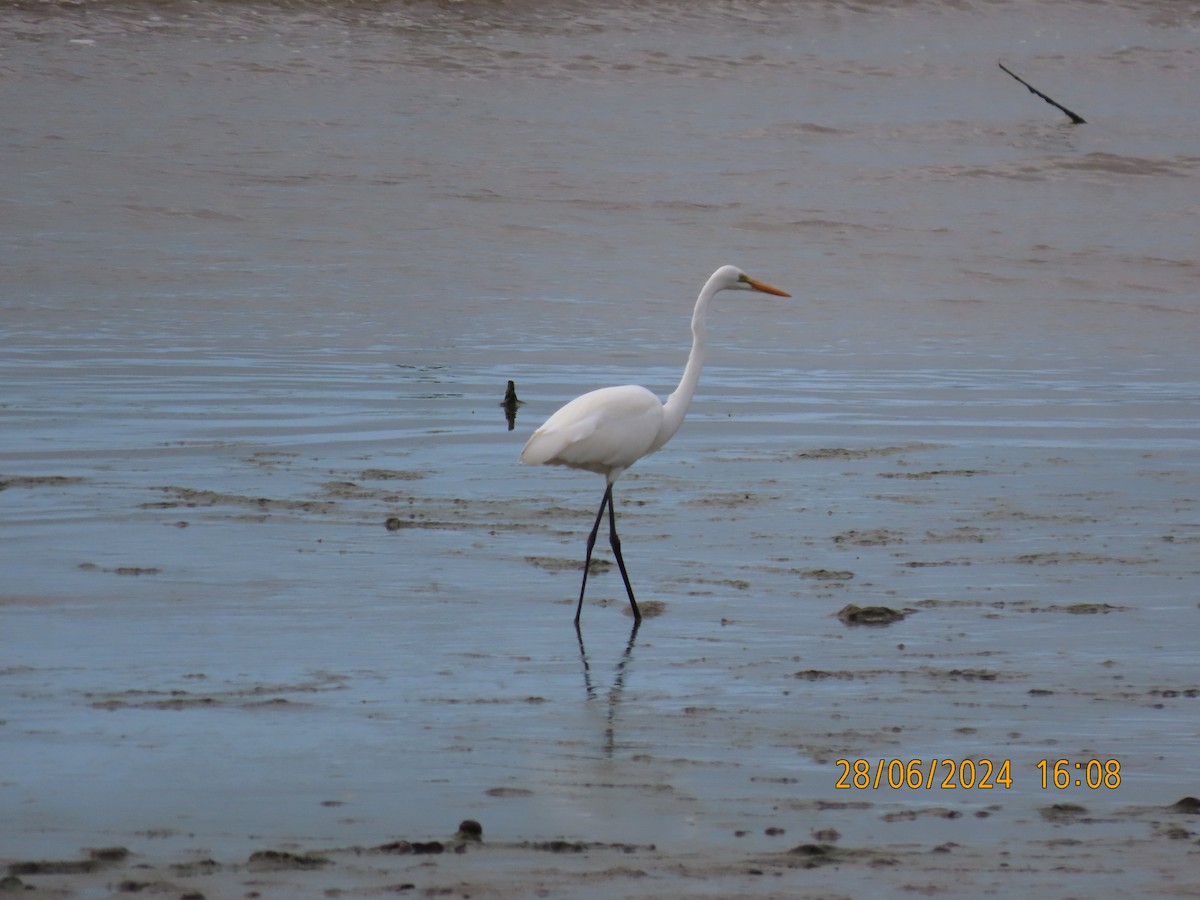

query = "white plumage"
[[519, 384, 664, 478]]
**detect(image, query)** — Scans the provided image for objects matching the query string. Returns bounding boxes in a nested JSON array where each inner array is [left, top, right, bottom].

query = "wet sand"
[[4, 799, 1200, 899], [3, 0, 1200, 896], [5, 423, 1199, 896]]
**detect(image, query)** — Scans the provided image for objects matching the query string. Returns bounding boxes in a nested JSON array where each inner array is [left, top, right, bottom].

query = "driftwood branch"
[[998, 62, 1086, 124]]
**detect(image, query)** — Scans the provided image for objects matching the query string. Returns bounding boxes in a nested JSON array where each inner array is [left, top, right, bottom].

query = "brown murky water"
[[2, 0, 1198, 895]]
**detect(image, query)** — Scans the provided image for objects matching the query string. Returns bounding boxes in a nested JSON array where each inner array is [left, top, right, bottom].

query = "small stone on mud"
[[787, 843, 837, 867], [456, 819, 483, 841], [385, 517, 402, 530], [789, 843, 829, 856], [837, 604, 907, 625]]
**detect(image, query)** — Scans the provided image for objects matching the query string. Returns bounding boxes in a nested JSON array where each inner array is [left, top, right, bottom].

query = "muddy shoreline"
[[7, 796, 1199, 899]]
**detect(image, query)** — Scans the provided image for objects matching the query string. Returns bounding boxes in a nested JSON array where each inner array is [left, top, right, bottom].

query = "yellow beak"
[[745, 276, 790, 298]]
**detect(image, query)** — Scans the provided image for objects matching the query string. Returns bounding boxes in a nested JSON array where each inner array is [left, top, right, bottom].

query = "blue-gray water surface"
[[2, 0, 1198, 893]]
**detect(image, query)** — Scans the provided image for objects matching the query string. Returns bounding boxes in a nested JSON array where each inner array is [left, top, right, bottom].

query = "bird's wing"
[[520, 385, 664, 475], [520, 412, 602, 466]]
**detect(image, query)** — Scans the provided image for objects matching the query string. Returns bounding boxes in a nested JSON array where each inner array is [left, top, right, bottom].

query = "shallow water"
[[2, 0, 1199, 887]]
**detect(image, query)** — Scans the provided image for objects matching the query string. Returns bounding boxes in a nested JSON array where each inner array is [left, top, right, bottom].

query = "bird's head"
[[713, 264, 791, 297]]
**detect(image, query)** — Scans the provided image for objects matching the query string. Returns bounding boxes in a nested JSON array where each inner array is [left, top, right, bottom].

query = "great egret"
[[519, 265, 790, 624]]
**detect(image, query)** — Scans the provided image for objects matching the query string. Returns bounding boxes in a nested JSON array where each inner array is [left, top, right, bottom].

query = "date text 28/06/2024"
[[834, 758, 1122, 791]]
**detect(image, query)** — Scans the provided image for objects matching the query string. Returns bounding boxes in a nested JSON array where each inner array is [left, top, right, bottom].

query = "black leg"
[[607, 487, 641, 622], [575, 486, 611, 624]]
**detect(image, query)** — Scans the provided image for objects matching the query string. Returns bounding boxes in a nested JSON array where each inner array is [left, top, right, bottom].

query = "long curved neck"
[[657, 274, 720, 448]]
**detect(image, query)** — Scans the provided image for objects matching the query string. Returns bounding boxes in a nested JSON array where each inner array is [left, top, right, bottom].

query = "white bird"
[[520, 265, 790, 624]]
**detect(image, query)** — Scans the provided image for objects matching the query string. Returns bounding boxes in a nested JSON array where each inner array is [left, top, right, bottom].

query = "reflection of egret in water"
[[500, 379, 525, 431], [575, 619, 640, 757]]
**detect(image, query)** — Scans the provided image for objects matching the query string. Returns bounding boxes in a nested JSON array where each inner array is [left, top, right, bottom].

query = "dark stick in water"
[[998, 62, 1086, 124], [500, 379, 525, 431]]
